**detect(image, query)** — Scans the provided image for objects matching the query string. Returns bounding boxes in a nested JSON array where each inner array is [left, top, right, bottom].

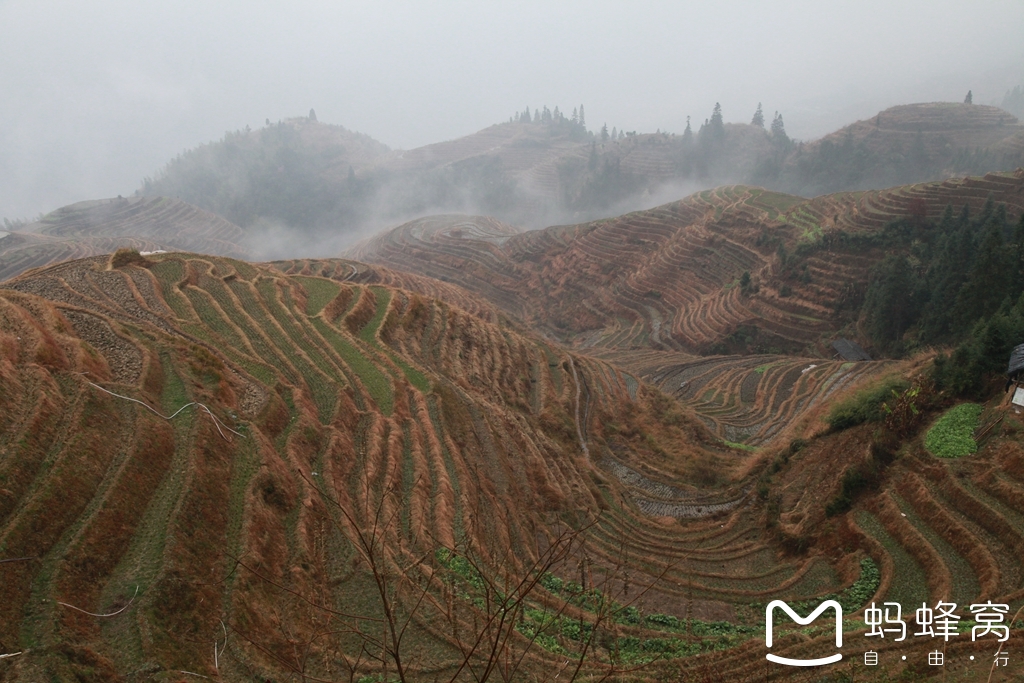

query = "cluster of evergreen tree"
[[950, 146, 1024, 177], [509, 104, 594, 140], [774, 130, 930, 195], [676, 102, 790, 180], [860, 198, 1024, 395], [933, 292, 1024, 396]]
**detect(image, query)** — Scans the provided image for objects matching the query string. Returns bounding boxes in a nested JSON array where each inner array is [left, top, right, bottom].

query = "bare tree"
[[222, 468, 672, 683]]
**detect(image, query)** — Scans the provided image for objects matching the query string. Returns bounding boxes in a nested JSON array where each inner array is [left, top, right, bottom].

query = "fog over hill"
[[135, 101, 1024, 260], [1, 1, 1022, 222]]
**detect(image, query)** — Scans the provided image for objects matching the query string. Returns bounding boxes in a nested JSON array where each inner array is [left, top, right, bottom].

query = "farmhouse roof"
[[832, 339, 872, 362], [1008, 343, 1024, 378]]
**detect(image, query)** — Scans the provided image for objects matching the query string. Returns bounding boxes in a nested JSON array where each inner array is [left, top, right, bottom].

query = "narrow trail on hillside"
[[569, 356, 589, 460]]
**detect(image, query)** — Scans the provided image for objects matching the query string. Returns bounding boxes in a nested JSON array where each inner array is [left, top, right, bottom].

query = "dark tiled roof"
[[1008, 343, 1024, 377], [832, 339, 872, 362]]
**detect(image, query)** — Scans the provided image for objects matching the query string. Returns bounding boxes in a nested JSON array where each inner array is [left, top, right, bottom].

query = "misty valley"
[[2, 92, 1024, 683]]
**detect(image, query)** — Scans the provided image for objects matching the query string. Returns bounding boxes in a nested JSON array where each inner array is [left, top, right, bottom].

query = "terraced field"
[[0, 254, 839, 679], [3, 249, 1024, 681], [0, 196, 250, 282], [272, 255, 508, 324], [618, 351, 895, 446], [348, 171, 1024, 359], [12, 252, 1005, 680]]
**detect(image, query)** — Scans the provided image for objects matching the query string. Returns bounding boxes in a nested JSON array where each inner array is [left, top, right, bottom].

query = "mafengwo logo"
[[765, 600, 843, 666]]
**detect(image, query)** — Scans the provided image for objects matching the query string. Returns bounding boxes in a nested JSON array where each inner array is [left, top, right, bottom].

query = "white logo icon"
[[765, 600, 843, 666]]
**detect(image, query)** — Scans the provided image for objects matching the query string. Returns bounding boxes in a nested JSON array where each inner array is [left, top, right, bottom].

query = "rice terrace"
[[3, 88, 1024, 682]]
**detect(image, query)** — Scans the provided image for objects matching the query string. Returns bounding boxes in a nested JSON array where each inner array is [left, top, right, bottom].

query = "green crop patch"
[[853, 511, 928, 607], [826, 376, 908, 431], [294, 275, 342, 316], [148, 259, 193, 320], [360, 286, 392, 343], [925, 402, 982, 458], [312, 318, 394, 415]]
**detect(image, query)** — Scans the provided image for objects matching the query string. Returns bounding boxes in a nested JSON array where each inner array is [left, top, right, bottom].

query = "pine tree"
[[682, 116, 693, 146], [309, 108, 317, 122], [977, 194, 995, 229], [751, 103, 764, 127], [920, 216, 964, 341], [579, 104, 586, 129], [601, 123, 609, 141], [611, 126, 617, 140], [709, 103, 724, 140], [571, 107, 578, 125], [864, 255, 918, 347], [924, 206, 984, 341], [771, 111, 786, 138], [964, 90, 973, 104], [954, 219, 1010, 326], [959, 203, 971, 223], [1012, 212, 1024, 301]]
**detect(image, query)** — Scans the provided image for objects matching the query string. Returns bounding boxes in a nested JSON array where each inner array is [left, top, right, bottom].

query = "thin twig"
[[57, 585, 139, 618], [0, 652, 22, 660], [0, 556, 37, 565]]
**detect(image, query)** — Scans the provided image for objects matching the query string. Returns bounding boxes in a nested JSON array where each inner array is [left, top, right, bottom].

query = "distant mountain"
[[769, 102, 1024, 196], [136, 103, 1024, 254]]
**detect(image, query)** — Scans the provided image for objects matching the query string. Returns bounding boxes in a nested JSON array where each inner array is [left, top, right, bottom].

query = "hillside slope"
[[348, 171, 1024, 357], [2, 253, 1023, 680], [0, 252, 771, 680], [0, 196, 250, 282], [773, 103, 1024, 196]]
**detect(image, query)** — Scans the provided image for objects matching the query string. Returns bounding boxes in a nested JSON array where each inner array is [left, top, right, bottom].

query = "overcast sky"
[[1, 0, 1022, 221]]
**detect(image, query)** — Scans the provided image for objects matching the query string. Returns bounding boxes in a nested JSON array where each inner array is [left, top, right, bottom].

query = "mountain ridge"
[[136, 101, 1024, 253]]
